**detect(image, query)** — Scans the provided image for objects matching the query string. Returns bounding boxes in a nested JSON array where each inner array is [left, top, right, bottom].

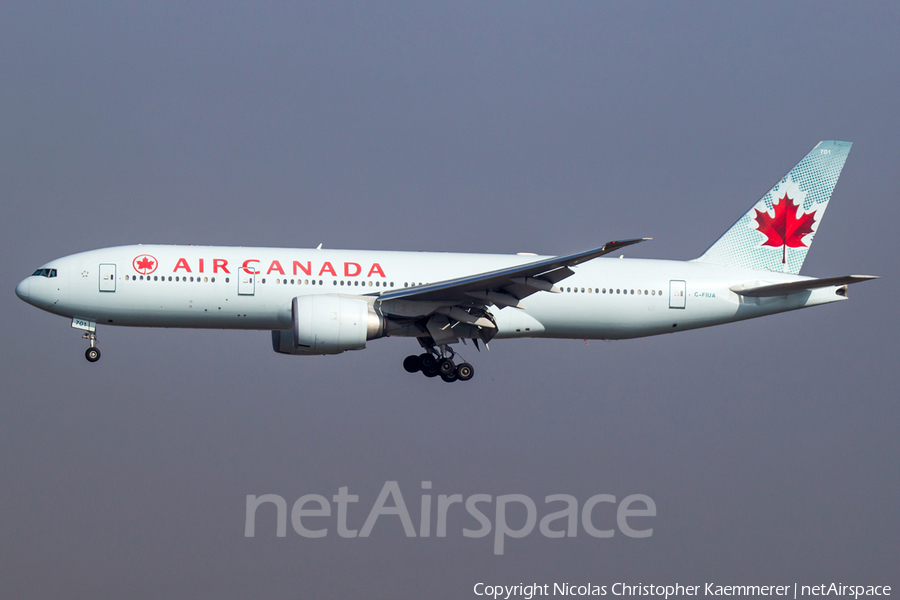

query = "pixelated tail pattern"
[[695, 141, 851, 274]]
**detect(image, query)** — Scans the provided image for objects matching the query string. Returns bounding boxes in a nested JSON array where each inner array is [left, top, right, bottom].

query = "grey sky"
[[1, 2, 897, 598]]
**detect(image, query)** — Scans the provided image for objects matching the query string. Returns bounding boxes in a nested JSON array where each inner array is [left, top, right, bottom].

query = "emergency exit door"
[[99, 264, 116, 292], [669, 280, 686, 309], [238, 270, 255, 295]]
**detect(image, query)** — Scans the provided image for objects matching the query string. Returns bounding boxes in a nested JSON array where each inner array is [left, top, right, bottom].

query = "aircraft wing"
[[375, 238, 649, 307], [371, 238, 648, 346], [731, 275, 878, 297]]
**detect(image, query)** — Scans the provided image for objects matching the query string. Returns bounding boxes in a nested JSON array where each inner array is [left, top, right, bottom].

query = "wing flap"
[[510, 277, 560, 293]]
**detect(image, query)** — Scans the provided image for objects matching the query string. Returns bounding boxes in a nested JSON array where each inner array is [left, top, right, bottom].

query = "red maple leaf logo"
[[754, 194, 816, 264], [136, 257, 154, 270], [132, 254, 158, 274]]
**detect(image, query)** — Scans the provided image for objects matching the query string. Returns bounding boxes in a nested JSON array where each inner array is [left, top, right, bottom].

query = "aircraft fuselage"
[[17, 244, 843, 340]]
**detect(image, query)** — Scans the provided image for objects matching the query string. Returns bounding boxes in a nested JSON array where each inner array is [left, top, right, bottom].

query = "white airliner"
[[16, 141, 876, 382]]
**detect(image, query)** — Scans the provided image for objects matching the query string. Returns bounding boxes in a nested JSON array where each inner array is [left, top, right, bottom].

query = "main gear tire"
[[419, 353, 436, 370], [403, 355, 421, 373], [438, 358, 455, 376], [455, 363, 474, 381]]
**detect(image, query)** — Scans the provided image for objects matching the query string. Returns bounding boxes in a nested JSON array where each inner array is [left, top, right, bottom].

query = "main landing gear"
[[403, 345, 474, 383], [83, 331, 100, 363]]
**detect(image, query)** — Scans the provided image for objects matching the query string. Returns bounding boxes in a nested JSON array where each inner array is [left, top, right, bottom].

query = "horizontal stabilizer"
[[731, 275, 878, 297]]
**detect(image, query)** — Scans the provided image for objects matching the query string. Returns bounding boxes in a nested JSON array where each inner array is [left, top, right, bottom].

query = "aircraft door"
[[669, 280, 686, 309], [99, 264, 116, 292], [238, 269, 255, 295]]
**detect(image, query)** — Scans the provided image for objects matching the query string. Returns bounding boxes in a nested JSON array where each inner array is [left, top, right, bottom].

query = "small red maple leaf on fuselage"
[[136, 257, 155, 271], [754, 194, 816, 263]]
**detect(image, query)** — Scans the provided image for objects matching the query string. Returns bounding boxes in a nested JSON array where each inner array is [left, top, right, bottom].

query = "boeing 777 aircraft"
[[16, 141, 876, 382]]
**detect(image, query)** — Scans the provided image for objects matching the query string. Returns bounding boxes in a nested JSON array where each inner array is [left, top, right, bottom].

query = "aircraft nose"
[[15, 278, 30, 301]]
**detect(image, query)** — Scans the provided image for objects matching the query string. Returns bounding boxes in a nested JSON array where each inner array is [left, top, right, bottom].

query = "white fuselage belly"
[[26, 244, 845, 341]]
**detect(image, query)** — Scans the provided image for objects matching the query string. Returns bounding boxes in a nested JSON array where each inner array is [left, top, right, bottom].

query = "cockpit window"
[[31, 269, 57, 278]]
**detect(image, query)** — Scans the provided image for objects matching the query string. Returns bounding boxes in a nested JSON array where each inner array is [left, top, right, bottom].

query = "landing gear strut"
[[402, 344, 475, 383], [83, 331, 100, 363]]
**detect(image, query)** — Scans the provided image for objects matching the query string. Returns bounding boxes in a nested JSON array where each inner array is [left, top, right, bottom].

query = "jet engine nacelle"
[[272, 295, 383, 355]]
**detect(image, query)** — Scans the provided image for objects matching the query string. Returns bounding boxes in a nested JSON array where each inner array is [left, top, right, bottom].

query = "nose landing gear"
[[83, 331, 100, 363], [72, 318, 101, 363]]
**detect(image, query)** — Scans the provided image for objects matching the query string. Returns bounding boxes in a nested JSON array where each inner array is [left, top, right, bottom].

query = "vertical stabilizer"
[[695, 141, 851, 274]]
